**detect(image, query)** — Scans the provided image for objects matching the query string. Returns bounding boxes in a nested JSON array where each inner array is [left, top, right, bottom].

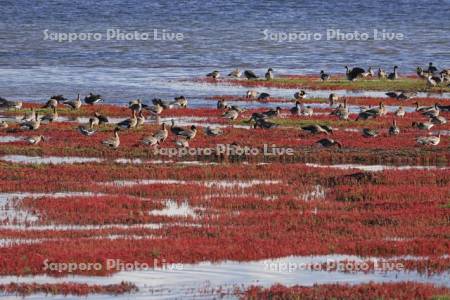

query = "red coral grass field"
[[0, 97, 449, 298]]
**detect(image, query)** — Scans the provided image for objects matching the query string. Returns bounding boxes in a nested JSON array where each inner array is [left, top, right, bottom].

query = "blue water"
[[0, 0, 449, 103]]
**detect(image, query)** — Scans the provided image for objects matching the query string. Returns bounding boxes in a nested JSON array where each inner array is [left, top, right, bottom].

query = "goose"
[[430, 115, 447, 125], [206, 70, 220, 79], [49, 95, 67, 103], [427, 62, 438, 74], [137, 111, 146, 127], [265, 68, 274, 80], [170, 119, 197, 140], [94, 112, 109, 125], [141, 135, 159, 147], [244, 70, 258, 80], [141, 124, 168, 147], [320, 70, 330, 81], [84, 93, 102, 105], [0, 121, 8, 129], [175, 137, 189, 148], [437, 104, 450, 112], [257, 92, 270, 101], [129, 99, 142, 112], [416, 67, 429, 79], [389, 119, 400, 135], [345, 65, 365, 81], [152, 98, 174, 109], [22, 108, 36, 122], [254, 118, 277, 129], [294, 90, 306, 101], [362, 128, 378, 138], [427, 75, 437, 87], [301, 124, 332, 135], [362, 67, 374, 78], [42, 98, 58, 109], [217, 99, 230, 109], [249, 107, 281, 121], [78, 118, 96, 136], [206, 126, 224, 136], [290, 101, 301, 116], [387, 66, 399, 80], [338, 108, 350, 120], [246, 90, 258, 99], [20, 113, 41, 130], [170, 119, 195, 136], [377, 68, 387, 79], [364, 102, 385, 116], [222, 108, 240, 120], [0, 98, 22, 110], [102, 127, 120, 149], [174, 96, 188, 108], [356, 110, 377, 121], [90, 116, 100, 127], [40, 107, 58, 122], [412, 121, 434, 130], [328, 93, 338, 106], [385, 91, 416, 100], [415, 102, 434, 113], [394, 106, 406, 118], [228, 68, 241, 78], [153, 123, 169, 143], [385, 92, 399, 99], [117, 111, 137, 129], [301, 103, 313, 117], [330, 99, 349, 120], [230, 105, 245, 113], [397, 91, 417, 100], [262, 107, 282, 118], [146, 103, 163, 115], [26, 135, 45, 145], [422, 104, 440, 118], [316, 138, 341, 148], [63, 94, 82, 110], [416, 133, 440, 146]]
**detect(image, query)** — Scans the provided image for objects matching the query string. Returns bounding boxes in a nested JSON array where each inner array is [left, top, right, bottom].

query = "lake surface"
[[1, 0, 449, 103]]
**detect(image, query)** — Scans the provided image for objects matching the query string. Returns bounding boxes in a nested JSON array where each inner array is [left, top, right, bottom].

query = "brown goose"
[[20, 113, 41, 130], [316, 138, 341, 148], [389, 119, 400, 136], [63, 94, 82, 110], [301, 124, 332, 135], [206, 126, 224, 136], [40, 107, 58, 122], [26, 135, 45, 145], [170, 119, 197, 140], [78, 118, 96, 136], [417, 133, 440, 146], [117, 111, 137, 129], [102, 127, 120, 149]]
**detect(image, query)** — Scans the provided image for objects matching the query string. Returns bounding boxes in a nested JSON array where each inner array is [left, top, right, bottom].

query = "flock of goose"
[[207, 62, 450, 85], [0, 63, 448, 150]]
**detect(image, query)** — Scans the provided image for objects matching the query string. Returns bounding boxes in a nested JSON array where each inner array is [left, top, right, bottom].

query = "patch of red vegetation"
[[0, 281, 137, 296], [0, 162, 448, 276], [19, 195, 174, 225], [239, 282, 450, 300]]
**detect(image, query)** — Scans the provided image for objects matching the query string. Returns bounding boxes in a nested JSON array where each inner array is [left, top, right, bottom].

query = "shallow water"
[[149, 200, 199, 218], [105, 179, 282, 188], [306, 163, 449, 172], [0, 255, 447, 299], [0, 136, 24, 143], [0, 155, 104, 164]]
